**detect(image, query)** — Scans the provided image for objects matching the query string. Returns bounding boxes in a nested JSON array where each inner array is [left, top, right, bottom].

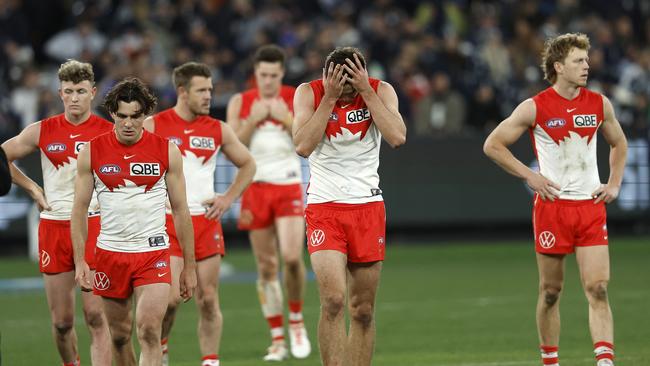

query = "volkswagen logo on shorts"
[[41, 250, 51, 267], [310, 229, 325, 247], [539, 231, 556, 249], [94, 272, 110, 290]]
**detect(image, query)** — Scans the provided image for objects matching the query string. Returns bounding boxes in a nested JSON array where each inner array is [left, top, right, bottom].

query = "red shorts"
[[38, 216, 101, 274], [93, 247, 171, 299], [533, 196, 608, 254], [305, 201, 386, 263], [166, 214, 225, 260], [238, 182, 304, 230]]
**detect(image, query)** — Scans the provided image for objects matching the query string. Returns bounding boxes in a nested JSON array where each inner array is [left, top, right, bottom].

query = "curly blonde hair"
[[541, 33, 590, 84]]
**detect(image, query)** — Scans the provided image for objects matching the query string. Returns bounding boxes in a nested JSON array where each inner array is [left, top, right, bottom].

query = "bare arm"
[[344, 55, 406, 147], [592, 95, 627, 203], [226, 93, 269, 146], [292, 64, 346, 157], [71, 143, 94, 290], [202, 123, 256, 219], [483, 98, 560, 201], [0, 122, 50, 210], [166, 142, 197, 301]]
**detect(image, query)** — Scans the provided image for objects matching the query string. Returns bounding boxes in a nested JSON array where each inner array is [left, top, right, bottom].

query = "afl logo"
[[545, 118, 566, 128], [99, 164, 121, 175], [168, 136, 182, 146], [538, 231, 556, 249], [310, 229, 325, 247], [46, 143, 67, 153], [154, 260, 168, 269], [94, 272, 110, 290]]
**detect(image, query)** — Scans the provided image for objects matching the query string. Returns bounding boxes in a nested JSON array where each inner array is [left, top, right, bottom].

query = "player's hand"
[[248, 99, 270, 125], [269, 98, 291, 127], [343, 53, 372, 94], [179, 264, 197, 303], [525, 172, 560, 201], [74, 260, 93, 292], [323, 63, 346, 100], [592, 184, 619, 204], [202, 193, 234, 220], [29, 185, 51, 211]]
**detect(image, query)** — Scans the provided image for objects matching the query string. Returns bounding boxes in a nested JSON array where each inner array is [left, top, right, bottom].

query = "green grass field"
[[1, 237, 649, 365]]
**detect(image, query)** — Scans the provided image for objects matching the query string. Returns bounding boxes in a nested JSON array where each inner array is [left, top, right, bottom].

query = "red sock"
[[161, 337, 168, 354], [540, 345, 559, 366], [594, 341, 614, 363], [266, 314, 285, 342], [201, 354, 219, 366], [288, 300, 304, 324]]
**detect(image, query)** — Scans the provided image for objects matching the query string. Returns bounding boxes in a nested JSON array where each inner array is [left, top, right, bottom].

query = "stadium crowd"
[[1, 0, 649, 142]]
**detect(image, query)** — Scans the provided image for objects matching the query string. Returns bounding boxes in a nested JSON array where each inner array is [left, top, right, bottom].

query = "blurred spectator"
[[44, 20, 107, 62], [413, 72, 466, 137]]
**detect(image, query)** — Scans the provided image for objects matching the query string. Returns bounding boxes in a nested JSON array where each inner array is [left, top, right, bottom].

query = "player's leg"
[[43, 271, 79, 365], [536, 253, 565, 365], [103, 296, 136, 366], [195, 255, 223, 365], [134, 283, 170, 366], [276, 215, 311, 358], [159, 255, 183, 363], [80, 284, 111, 366], [250, 227, 288, 360], [576, 245, 614, 365], [345, 261, 382, 366], [310, 250, 347, 366]]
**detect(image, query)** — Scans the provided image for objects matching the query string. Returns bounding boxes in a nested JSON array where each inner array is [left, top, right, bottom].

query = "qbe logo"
[[189, 136, 216, 150], [99, 164, 121, 175], [130, 163, 160, 176], [573, 114, 597, 128], [74, 141, 87, 154], [345, 108, 371, 125], [46, 143, 67, 153]]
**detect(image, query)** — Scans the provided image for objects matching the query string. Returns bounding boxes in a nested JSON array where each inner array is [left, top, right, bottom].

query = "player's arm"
[[143, 116, 155, 133], [483, 99, 560, 201], [0, 147, 10, 196], [592, 95, 628, 204], [70, 143, 94, 291], [165, 142, 197, 301], [203, 123, 256, 220], [293, 63, 346, 157], [226, 93, 270, 146], [344, 55, 406, 148], [0, 122, 51, 210]]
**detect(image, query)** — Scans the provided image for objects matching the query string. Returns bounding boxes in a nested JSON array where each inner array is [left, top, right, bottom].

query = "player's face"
[[254, 61, 284, 98], [184, 76, 212, 116], [59, 80, 96, 117], [560, 47, 589, 86], [111, 101, 146, 145]]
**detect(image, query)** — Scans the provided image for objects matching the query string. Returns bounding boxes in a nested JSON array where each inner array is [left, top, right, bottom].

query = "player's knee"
[[585, 280, 609, 302], [136, 322, 161, 347], [283, 257, 301, 275], [111, 333, 131, 349], [197, 292, 219, 320], [350, 302, 374, 329], [83, 309, 105, 330], [541, 285, 562, 306], [321, 294, 345, 320], [53, 321, 74, 337]]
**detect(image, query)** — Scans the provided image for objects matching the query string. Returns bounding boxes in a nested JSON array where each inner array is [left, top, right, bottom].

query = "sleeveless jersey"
[[37, 113, 113, 220], [531, 87, 604, 200], [306, 78, 383, 204], [153, 109, 222, 215], [239, 85, 301, 184], [91, 130, 170, 252]]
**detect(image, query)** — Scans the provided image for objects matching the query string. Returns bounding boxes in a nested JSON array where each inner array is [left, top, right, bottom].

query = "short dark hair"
[[253, 45, 286, 67], [172, 62, 212, 89], [58, 59, 95, 84], [325, 46, 366, 70], [103, 77, 157, 115]]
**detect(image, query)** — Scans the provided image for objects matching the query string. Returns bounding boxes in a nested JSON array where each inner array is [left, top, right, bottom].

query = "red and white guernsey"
[[531, 87, 604, 200], [153, 109, 222, 215], [38, 114, 113, 220], [307, 78, 383, 204], [239, 85, 301, 184], [91, 131, 169, 252]]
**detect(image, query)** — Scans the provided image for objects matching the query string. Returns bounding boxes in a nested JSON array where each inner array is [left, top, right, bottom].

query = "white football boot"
[[288, 323, 311, 359]]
